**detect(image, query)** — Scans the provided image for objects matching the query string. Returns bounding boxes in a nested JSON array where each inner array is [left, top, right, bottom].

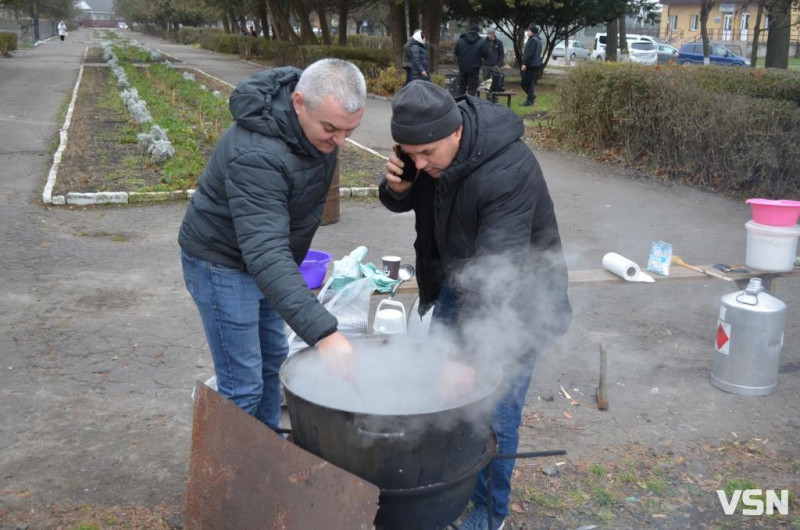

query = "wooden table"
[[476, 88, 516, 108], [383, 265, 800, 295]]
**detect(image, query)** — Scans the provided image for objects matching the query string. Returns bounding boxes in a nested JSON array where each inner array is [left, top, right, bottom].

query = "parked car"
[[593, 33, 665, 53], [677, 42, 751, 66], [628, 42, 658, 65], [590, 42, 657, 65], [656, 43, 679, 64], [116, 21, 128, 30], [552, 40, 591, 60]]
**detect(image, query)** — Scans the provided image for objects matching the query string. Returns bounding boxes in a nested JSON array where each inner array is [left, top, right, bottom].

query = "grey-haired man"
[[179, 59, 364, 429]]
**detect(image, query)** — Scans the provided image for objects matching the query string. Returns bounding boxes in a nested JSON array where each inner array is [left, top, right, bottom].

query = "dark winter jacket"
[[178, 67, 339, 346], [482, 37, 504, 67], [523, 33, 543, 68], [379, 96, 572, 346], [455, 29, 487, 73], [406, 40, 430, 80]]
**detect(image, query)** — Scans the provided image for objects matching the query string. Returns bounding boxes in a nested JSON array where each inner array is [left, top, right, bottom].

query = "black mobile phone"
[[393, 144, 418, 182]]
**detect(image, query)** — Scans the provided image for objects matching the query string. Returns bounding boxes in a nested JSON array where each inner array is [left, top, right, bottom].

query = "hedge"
[[551, 62, 800, 199], [0, 31, 17, 57]]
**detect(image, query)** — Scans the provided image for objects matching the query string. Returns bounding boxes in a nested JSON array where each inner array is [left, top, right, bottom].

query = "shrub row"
[[551, 62, 800, 199], [0, 31, 17, 56], [142, 25, 390, 76]]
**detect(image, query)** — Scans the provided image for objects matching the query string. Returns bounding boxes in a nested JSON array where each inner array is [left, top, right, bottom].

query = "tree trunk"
[[618, 15, 627, 53], [606, 18, 618, 61], [765, 0, 790, 68], [700, 0, 715, 65], [222, 14, 231, 34], [422, 0, 442, 73], [30, 1, 40, 42], [750, 2, 763, 67], [266, 0, 302, 44], [256, 0, 270, 38], [407, 0, 420, 33], [337, 0, 349, 46], [389, 0, 407, 69], [294, 0, 317, 44], [316, 0, 332, 45]]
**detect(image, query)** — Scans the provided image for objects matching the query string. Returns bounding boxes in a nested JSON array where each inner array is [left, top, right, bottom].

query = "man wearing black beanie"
[[379, 81, 572, 530]]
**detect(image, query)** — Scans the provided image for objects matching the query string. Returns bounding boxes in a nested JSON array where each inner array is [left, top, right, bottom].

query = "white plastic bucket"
[[745, 220, 800, 272]]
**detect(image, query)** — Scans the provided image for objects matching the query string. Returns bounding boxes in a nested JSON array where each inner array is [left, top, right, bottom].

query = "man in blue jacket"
[[178, 59, 365, 429], [521, 25, 543, 106], [379, 81, 572, 530]]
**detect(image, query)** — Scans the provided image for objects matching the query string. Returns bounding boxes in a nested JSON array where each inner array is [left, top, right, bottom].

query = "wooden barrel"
[[321, 159, 340, 226]]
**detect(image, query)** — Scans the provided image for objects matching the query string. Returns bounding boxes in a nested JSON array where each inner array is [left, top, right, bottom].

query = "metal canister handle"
[[356, 425, 406, 439]]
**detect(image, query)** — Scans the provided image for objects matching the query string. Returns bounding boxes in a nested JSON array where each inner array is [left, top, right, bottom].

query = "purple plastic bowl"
[[299, 249, 332, 289]]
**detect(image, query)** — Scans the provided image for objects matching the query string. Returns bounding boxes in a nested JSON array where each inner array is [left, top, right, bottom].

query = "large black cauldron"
[[280, 337, 503, 529]]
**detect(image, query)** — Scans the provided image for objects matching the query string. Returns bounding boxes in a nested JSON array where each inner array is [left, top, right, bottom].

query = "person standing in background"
[[481, 28, 504, 81], [57, 21, 67, 43], [402, 29, 430, 85], [455, 25, 487, 96], [520, 25, 543, 106]]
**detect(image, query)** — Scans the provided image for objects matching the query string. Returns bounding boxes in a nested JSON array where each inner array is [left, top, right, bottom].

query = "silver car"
[[629, 42, 658, 65], [552, 41, 591, 60], [656, 43, 679, 64]]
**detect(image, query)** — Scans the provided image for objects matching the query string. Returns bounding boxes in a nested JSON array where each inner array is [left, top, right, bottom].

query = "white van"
[[593, 33, 662, 51]]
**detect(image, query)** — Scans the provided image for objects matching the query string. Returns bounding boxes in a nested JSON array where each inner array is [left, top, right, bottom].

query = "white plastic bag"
[[286, 276, 374, 355]]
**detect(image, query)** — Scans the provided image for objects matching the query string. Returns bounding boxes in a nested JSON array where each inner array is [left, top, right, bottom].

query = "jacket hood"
[[228, 67, 320, 156], [440, 96, 524, 189], [460, 31, 482, 44]]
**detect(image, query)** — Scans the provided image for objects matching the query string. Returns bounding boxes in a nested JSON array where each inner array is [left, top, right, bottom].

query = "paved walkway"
[[1, 28, 798, 528]]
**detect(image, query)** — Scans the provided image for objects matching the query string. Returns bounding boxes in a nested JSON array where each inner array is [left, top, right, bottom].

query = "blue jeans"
[[181, 250, 288, 429], [432, 282, 536, 520]]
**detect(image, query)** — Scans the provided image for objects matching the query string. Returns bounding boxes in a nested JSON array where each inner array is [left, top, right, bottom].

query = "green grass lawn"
[[788, 57, 800, 70]]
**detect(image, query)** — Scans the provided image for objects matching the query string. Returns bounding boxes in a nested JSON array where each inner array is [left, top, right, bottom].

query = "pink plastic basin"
[[299, 249, 332, 289], [745, 198, 800, 227]]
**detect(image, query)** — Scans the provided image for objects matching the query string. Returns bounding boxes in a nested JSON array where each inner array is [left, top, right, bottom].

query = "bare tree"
[[765, 0, 791, 68], [699, 0, 716, 65]]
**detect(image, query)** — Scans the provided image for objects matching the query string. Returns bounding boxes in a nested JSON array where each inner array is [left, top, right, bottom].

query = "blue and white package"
[[647, 241, 672, 276]]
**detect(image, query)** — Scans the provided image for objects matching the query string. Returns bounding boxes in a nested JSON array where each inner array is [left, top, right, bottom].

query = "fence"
[[0, 17, 57, 46]]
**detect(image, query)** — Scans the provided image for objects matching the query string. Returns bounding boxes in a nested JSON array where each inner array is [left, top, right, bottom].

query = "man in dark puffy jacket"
[[178, 59, 365, 429], [379, 81, 572, 530], [521, 25, 543, 106], [402, 29, 430, 85], [455, 25, 487, 96]]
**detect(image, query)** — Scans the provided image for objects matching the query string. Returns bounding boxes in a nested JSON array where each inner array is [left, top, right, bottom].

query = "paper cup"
[[382, 255, 402, 279]]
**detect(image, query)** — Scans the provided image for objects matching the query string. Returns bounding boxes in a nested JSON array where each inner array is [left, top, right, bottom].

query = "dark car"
[[677, 42, 750, 66]]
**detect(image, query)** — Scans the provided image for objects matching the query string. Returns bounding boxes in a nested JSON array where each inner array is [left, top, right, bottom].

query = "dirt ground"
[[3, 30, 799, 530]]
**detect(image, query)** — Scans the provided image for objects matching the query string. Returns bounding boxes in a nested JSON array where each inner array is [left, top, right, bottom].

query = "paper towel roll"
[[602, 252, 654, 283]]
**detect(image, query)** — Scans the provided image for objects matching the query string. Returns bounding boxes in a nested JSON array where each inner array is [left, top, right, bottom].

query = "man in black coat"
[[379, 81, 572, 530], [521, 25, 543, 106], [178, 59, 365, 429], [481, 28, 504, 80], [455, 25, 487, 96]]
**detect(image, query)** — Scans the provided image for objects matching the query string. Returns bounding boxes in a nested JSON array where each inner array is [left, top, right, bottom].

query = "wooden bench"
[[476, 88, 516, 108]]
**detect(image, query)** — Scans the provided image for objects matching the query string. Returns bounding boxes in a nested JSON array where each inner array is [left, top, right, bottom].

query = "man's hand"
[[439, 359, 477, 402], [317, 332, 355, 380], [385, 153, 414, 194], [521, 64, 527, 71]]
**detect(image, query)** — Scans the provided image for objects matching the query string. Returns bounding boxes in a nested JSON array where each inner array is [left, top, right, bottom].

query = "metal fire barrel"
[[711, 278, 786, 396]]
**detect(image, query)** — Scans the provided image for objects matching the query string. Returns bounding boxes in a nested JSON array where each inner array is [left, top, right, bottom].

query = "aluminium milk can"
[[711, 278, 786, 396]]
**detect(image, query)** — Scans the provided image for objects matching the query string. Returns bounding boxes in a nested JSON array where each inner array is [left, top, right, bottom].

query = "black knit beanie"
[[391, 81, 463, 145]]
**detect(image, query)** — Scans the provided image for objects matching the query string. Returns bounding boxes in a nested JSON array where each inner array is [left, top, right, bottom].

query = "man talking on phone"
[[378, 81, 572, 530]]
